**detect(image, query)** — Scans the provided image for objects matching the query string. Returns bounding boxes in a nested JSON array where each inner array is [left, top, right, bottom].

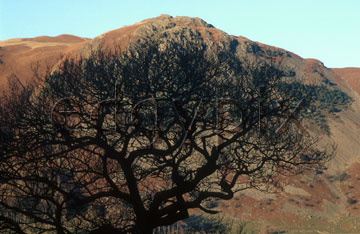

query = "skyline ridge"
[[1, 0, 359, 68]]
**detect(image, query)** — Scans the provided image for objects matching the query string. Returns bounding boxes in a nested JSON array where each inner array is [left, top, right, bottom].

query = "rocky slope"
[[1, 15, 359, 231]]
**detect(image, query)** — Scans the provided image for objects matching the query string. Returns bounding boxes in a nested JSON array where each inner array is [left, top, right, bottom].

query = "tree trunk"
[[134, 219, 154, 234]]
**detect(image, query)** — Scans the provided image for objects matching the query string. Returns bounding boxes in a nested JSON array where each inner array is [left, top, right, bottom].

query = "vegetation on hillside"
[[0, 36, 331, 233], [277, 81, 353, 134]]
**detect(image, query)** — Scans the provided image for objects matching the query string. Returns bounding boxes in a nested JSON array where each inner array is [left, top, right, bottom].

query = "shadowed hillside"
[[1, 15, 360, 232]]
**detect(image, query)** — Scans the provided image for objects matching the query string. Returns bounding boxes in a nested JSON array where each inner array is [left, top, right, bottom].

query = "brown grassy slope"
[[0, 35, 90, 89], [1, 15, 360, 226], [332, 68, 360, 95]]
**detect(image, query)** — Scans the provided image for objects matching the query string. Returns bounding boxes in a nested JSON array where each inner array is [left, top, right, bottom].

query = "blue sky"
[[1, 0, 359, 68]]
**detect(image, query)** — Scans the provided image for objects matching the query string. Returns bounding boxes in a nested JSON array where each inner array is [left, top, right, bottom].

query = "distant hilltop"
[[1, 15, 360, 226]]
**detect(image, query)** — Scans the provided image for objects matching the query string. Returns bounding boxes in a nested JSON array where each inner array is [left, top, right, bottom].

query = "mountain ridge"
[[1, 15, 360, 230], [1, 15, 358, 94]]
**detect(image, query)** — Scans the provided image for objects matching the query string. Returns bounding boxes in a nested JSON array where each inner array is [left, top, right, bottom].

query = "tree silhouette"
[[0, 37, 331, 233]]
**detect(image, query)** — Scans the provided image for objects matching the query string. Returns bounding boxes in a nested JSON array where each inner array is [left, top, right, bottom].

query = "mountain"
[[0, 34, 90, 89], [332, 67, 360, 95], [1, 15, 360, 231]]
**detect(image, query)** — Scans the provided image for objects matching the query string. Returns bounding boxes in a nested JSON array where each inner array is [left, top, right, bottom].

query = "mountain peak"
[[82, 15, 224, 55], [1, 15, 360, 228], [139, 15, 214, 28]]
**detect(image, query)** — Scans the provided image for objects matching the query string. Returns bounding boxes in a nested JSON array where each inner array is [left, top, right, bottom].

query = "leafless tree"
[[0, 37, 331, 233]]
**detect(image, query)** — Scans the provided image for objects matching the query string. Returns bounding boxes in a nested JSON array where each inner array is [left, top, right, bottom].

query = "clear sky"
[[1, 0, 359, 68]]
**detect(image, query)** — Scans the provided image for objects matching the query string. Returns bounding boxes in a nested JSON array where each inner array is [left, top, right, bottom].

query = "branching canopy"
[[0, 37, 331, 233]]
